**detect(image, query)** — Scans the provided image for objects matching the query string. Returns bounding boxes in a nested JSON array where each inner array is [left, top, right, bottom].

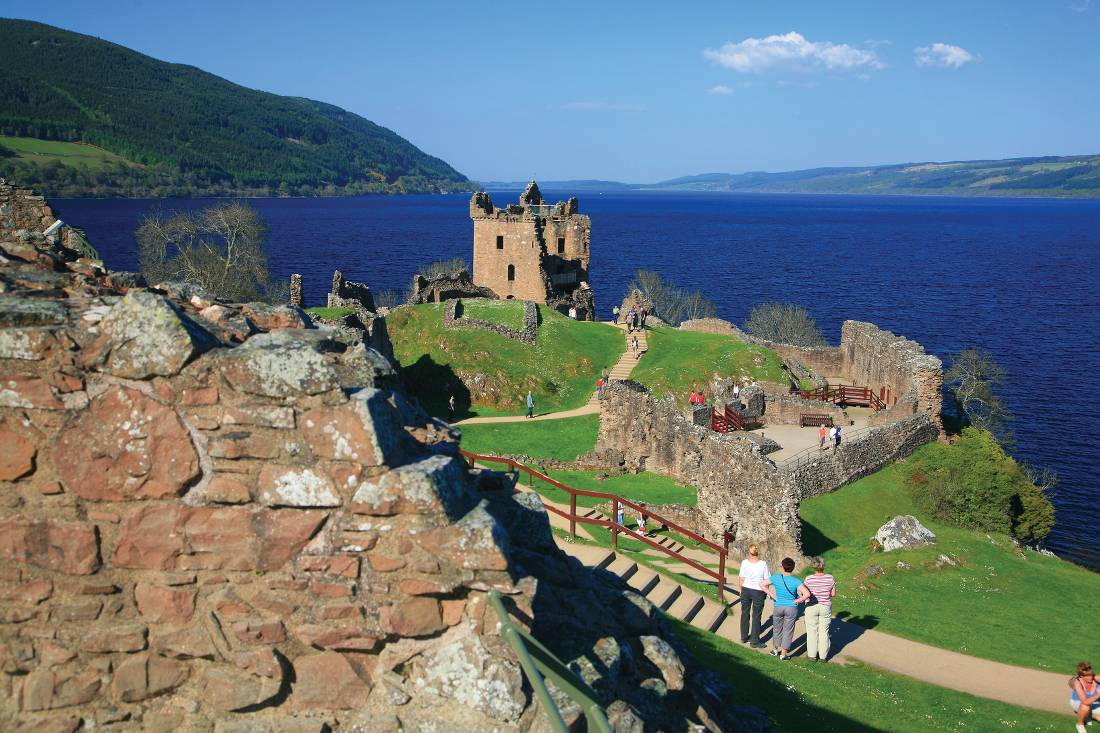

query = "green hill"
[[0, 18, 472, 197], [649, 156, 1100, 197]]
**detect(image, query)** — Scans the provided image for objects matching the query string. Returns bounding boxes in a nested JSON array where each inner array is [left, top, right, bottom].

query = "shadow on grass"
[[399, 353, 475, 419], [800, 517, 839, 556], [669, 616, 886, 733]]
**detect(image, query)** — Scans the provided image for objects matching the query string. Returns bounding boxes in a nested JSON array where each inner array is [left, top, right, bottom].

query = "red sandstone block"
[[3, 579, 52, 605], [441, 599, 466, 627], [0, 518, 100, 575], [367, 554, 406, 572], [398, 578, 455, 596], [231, 618, 287, 645], [181, 385, 218, 406], [134, 583, 197, 624], [86, 510, 118, 523], [383, 597, 443, 638], [38, 482, 64, 495], [310, 579, 354, 599]]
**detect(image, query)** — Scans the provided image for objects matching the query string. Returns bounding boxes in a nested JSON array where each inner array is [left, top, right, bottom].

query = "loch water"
[[53, 191, 1100, 570]]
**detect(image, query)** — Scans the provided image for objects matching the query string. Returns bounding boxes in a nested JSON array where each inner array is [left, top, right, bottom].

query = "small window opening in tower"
[[557, 237, 565, 254], [507, 264, 515, 281], [496, 235, 504, 250]]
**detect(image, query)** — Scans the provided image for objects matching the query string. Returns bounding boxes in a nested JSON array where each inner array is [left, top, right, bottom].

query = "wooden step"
[[713, 613, 743, 643], [667, 590, 704, 623], [626, 569, 660, 596], [646, 578, 682, 611], [553, 540, 614, 571]]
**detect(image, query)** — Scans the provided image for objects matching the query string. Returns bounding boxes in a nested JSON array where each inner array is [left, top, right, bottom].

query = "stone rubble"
[[874, 515, 938, 552]]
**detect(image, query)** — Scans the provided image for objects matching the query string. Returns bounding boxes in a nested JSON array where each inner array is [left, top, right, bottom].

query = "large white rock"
[[874, 515, 936, 552]]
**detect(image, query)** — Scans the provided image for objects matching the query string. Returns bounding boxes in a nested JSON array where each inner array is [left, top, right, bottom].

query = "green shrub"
[[905, 427, 1054, 543]]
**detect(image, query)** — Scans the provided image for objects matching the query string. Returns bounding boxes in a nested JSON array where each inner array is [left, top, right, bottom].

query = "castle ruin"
[[469, 181, 596, 319]]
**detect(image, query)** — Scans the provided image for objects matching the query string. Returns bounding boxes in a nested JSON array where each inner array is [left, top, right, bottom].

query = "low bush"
[[906, 427, 1054, 543]]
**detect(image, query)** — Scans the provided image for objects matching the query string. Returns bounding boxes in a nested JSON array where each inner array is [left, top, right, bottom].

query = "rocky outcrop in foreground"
[[0, 181, 769, 732]]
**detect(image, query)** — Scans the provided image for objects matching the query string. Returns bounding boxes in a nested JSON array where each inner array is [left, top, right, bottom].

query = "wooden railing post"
[[718, 550, 726, 602], [611, 497, 619, 550], [569, 493, 577, 538]]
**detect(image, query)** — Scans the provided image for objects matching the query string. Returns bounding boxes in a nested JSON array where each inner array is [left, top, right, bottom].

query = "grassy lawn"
[[458, 414, 599, 462], [671, 617, 1066, 732], [388, 303, 622, 417], [540, 469, 696, 508], [0, 135, 131, 170], [800, 447, 1100, 672], [304, 306, 357, 320], [632, 326, 789, 402], [460, 298, 524, 330]]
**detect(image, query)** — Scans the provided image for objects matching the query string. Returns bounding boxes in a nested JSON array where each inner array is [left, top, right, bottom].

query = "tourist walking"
[[612, 304, 620, 323], [829, 425, 838, 448], [762, 557, 810, 660], [526, 390, 534, 419], [616, 504, 625, 527], [632, 335, 640, 359], [634, 506, 647, 536], [447, 394, 456, 422], [596, 376, 604, 400], [631, 309, 639, 331], [1071, 662, 1100, 732], [835, 425, 842, 448], [640, 309, 648, 329], [568, 305, 577, 319], [819, 424, 827, 450], [732, 383, 740, 402], [737, 544, 770, 648], [803, 556, 837, 662]]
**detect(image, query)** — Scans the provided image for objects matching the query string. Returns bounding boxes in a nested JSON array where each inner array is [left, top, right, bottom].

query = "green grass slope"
[[459, 298, 525, 331], [458, 415, 600, 462], [388, 303, 622, 417], [0, 19, 471, 197], [631, 326, 789, 401], [800, 445, 1099, 672], [672, 618, 1066, 732]]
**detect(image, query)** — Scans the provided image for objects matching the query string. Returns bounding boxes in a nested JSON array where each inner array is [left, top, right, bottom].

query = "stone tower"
[[469, 182, 595, 318]]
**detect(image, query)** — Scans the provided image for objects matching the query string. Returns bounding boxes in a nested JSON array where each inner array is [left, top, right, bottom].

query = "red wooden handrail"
[[460, 448, 730, 600]]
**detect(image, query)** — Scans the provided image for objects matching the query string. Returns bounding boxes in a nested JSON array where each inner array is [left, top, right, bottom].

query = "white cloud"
[[707, 84, 734, 95], [914, 43, 977, 68], [703, 31, 884, 74], [1070, 0, 1091, 12], [553, 101, 646, 112]]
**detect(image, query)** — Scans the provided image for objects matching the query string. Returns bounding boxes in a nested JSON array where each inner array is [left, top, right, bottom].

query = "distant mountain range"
[[485, 155, 1100, 198], [0, 18, 472, 197]]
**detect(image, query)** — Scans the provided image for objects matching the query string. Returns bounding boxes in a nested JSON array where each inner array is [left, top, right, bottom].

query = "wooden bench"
[[800, 413, 834, 427]]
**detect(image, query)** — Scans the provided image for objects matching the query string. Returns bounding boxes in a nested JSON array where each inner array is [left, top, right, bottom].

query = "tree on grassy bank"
[[627, 270, 717, 325], [744, 302, 826, 346], [907, 427, 1054, 543], [136, 202, 286, 303]]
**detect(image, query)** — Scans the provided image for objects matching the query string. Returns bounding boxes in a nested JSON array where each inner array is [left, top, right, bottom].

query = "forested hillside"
[[0, 19, 472, 197]]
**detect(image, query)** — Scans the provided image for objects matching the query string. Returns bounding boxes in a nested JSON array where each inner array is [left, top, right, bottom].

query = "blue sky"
[[4, 0, 1098, 181]]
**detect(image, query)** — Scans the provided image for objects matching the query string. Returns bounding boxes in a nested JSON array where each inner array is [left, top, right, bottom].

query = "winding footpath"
[[454, 322, 646, 425]]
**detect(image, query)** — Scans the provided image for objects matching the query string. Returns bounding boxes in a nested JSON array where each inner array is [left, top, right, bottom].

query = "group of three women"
[[736, 544, 836, 661]]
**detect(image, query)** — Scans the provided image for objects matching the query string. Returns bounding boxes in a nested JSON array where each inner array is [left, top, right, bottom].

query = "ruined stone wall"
[[472, 215, 547, 301], [840, 321, 943, 431], [0, 180, 57, 235], [444, 298, 538, 344], [761, 392, 849, 427], [782, 415, 940, 499], [596, 382, 802, 567], [407, 270, 496, 305], [0, 185, 766, 733]]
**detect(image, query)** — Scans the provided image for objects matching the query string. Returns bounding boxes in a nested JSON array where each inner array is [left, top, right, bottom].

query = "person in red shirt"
[[597, 377, 605, 400]]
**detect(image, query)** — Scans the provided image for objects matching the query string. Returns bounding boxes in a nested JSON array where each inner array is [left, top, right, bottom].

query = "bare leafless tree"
[[136, 202, 286, 303], [945, 348, 1012, 443], [419, 257, 469, 279], [744, 302, 827, 346], [627, 270, 717, 326], [374, 288, 401, 308]]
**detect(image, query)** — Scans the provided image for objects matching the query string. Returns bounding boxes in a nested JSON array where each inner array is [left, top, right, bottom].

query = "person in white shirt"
[[737, 543, 770, 647]]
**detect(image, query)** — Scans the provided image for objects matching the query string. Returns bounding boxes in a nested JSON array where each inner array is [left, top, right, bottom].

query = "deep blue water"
[[52, 191, 1100, 569]]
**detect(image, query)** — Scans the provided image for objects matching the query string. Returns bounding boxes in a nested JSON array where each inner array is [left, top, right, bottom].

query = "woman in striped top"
[[803, 556, 837, 662]]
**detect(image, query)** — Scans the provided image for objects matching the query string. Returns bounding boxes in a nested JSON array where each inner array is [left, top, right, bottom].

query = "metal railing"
[[461, 449, 732, 600], [488, 590, 612, 733]]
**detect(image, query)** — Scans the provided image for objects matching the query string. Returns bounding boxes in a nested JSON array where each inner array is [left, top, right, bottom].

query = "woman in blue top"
[[762, 557, 810, 660], [1071, 661, 1100, 732]]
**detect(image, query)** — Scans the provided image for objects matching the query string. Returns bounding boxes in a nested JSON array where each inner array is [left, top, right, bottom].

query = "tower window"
[[507, 264, 515, 281], [557, 237, 565, 254], [496, 235, 504, 250]]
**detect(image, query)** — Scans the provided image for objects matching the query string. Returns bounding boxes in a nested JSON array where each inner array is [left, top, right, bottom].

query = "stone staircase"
[[586, 325, 649, 407], [554, 537, 739, 638]]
